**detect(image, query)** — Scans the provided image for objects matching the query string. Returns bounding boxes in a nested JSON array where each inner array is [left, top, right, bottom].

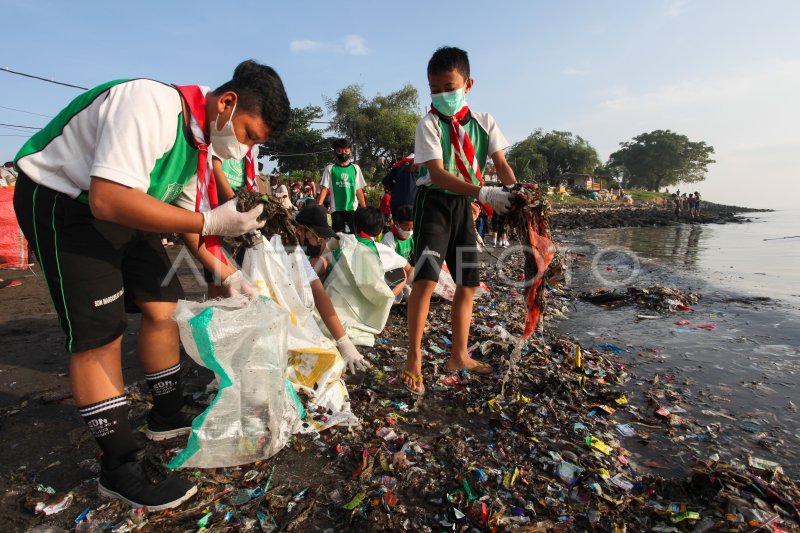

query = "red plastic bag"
[[0, 188, 30, 269]]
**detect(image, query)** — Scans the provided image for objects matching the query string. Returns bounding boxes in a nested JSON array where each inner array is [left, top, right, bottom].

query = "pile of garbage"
[[581, 285, 701, 313], [20, 250, 800, 532]]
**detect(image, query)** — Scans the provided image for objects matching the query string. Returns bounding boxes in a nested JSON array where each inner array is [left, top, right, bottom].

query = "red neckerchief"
[[244, 146, 256, 192], [356, 231, 373, 241], [430, 105, 492, 216], [173, 85, 227, 264], [391, 226, 408, 241], [391, 156, 414, 169]]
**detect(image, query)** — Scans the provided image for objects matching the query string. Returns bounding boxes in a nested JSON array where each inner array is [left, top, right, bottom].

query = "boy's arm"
[[317, 186, 329, 205], [90, 178, 204, 233], [180, 232, 238, 282], [355, 165, 367, 207], [310, 278, 347, 339], [491, 150, 518, 187], [212, 157, 236, 202]]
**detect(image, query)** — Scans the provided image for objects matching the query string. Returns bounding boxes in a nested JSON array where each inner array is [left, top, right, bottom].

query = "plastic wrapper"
[[170, 296, 300, 468]]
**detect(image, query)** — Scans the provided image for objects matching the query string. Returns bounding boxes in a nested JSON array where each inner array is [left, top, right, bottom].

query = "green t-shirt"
[[221, 157, 246, 191], [320, 163, 366, 212]]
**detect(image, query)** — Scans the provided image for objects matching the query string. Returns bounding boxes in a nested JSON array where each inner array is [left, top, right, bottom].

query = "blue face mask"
[[431, 87, 466, 117]]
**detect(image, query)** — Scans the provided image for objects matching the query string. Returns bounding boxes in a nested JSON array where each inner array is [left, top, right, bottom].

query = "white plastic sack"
[[323, 234, 395, 347], [433, 263, 490, 301], [169, 296, 300, 469], [242, 235, 358, 431]]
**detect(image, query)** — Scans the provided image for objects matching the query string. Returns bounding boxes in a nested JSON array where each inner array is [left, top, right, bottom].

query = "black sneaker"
[[145, 396, 206, 441], [98, 450, 197, 510]]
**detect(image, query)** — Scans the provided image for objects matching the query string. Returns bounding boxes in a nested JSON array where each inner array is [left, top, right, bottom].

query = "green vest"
[[394, 235, 414, 262], [418, 115, 491, 195], [331, 164, 357, 212]]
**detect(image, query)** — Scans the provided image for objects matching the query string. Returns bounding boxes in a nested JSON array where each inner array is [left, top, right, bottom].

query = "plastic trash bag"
[[433, 263, 490, 301], [322, 234, 395, 347], [169, 295, 301, 468], [242, 235, 358, 431]]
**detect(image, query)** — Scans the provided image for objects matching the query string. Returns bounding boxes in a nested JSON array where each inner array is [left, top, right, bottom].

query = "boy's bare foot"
[[401, 361, 425, 395]]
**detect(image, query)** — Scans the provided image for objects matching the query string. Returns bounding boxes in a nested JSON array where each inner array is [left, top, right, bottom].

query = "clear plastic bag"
[[169, 296, 301, 469], [242, 235, 358, 432]]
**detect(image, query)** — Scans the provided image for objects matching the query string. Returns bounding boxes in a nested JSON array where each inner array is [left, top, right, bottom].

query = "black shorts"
[[413, 187, 479, 287], [14, 173, 183, 353], [331, 210, 355, 234]]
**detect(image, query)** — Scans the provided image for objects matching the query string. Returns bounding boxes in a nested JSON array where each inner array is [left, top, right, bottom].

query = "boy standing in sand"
[[401, 46, 517, 395]]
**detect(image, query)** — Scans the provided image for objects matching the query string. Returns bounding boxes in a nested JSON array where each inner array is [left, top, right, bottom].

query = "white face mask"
[[210, 100, 249, 160], [397, 227, 413, 239]]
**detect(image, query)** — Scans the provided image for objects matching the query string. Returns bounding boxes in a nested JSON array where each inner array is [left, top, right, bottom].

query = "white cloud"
[[344, 34, 368, 55], [562, 66, 590, 76], [289, 39, 328, 53], [289, 34, 368, 55]]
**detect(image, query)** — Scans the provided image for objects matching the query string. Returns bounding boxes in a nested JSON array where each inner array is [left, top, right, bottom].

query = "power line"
[[0, 105, 53, 118], [0, 134, 29, 137], [1, 67, 88, 90], [262, 149, 329, 157], [0, 122, 40, 130]]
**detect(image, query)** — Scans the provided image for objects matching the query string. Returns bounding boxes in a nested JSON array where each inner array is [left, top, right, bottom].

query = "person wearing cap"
[[295, 204, 334, 280], [294, 205, 369, 374], [317, 138, 366, 233]]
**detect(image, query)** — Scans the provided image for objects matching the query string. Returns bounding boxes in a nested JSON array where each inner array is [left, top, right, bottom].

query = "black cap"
[[295, 205, 336, 238]]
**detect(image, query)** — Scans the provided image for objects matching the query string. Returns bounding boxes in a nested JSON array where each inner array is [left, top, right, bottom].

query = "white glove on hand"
[[478, 187, 513, 215], [201, 199, 265, 237], [222, 270, 260, 298], [336, 335, 371, 374]]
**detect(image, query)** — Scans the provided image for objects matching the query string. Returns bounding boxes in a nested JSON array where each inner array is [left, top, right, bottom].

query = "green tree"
[[507, 130, 601, 184], [261, 105, 331, 174], [607, 130, 715, 191], [326, 84, 419, 179]]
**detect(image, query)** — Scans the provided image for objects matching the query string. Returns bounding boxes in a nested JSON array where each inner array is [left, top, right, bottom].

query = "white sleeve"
[[414, 114, 443, 164], [302, 254, 319, 283], [354, 164, 366, 189], [91, 80, 183, 193], [173, 176, 197, 211], [483, 113, 510, 157], [375, 242, 408, 272], [320, 164, 333, 189], [381, 231, 396, 249]]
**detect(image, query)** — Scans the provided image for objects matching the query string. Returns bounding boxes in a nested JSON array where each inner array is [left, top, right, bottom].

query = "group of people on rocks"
[[10, 46, 517, 510], [672, 189, 703, 217]]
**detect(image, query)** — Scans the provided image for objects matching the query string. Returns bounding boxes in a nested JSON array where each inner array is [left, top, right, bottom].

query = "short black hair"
[[354, 206, 384, 237], [427, 46, 470, 80], [332, 138, 352, 150], [214, 60, 290, 141], [396, 205, 413, 223]]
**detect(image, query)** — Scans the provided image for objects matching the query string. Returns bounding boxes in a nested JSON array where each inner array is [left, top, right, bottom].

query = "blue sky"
[[2, 0, 798, 208]]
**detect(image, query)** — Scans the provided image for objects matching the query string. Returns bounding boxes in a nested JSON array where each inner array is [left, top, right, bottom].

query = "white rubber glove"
[[201, 199, 265, 237], [221, 270, 260, 298], [336, 335, 371, 374], [478, 187, 513, 215]]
